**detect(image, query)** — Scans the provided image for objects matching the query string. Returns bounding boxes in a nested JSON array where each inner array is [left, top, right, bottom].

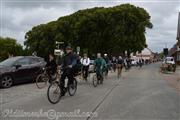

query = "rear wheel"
[[36, 74, 48, 89], [1, 75, 13, 88], [47, 81, 61, 104], [68, 78, 77, 96]]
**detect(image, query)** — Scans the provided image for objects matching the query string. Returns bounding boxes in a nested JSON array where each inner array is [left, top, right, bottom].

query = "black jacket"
[[46, 59, 57, 74], [61, 52, 77, 69]]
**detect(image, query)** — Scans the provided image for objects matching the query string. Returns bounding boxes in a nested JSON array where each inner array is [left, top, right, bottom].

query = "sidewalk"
[[175, 65, 180, 81], [162, 65, 180, 92]]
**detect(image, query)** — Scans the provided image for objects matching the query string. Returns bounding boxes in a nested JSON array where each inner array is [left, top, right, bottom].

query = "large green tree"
[[25, 4, 153, 58], [0, 37, 23, 61]]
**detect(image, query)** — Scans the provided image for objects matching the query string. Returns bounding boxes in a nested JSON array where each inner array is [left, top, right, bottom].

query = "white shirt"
[[81, 58, 90, 66]]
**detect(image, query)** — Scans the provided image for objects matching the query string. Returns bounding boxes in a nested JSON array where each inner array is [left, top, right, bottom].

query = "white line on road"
[[86, 79, 122, 120]]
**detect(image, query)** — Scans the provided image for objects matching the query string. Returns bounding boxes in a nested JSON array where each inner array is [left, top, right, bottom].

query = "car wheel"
[[1, 75, 13, 88]]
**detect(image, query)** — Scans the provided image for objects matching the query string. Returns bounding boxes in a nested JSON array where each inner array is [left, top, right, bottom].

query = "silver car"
[[89, 60, 95, 73]]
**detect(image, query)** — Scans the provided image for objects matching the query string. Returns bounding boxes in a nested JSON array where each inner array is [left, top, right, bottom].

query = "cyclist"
[[60, 46, 77, 96], [94, 53, 106, 84], [117, 56, 123, 77], [111, 56, 117, 72], [81, 53, 90, 80], [103, 54, 110, 76], [124, 57, 129, 71], [46, 54, 57, 80]]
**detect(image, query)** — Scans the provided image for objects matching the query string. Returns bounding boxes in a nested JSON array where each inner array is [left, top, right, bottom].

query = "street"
[[0, 63, 180, 120]]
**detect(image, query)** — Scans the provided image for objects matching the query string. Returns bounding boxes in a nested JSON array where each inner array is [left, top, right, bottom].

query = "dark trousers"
[[60, 68, 73, 91], [112, 64, 116, 72], [82, 65, 89, 79]]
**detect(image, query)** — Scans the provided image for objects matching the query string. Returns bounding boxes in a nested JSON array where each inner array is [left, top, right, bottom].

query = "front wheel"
[[47, 82, 61, 104], [68, 78, 77, 96], [1, 75, 13, 88], [36, 74, 49, 89], [93, 74, 98, 87]]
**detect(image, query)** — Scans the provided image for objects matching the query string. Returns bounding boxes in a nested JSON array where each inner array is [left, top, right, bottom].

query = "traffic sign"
[[77, 46, 80, 52]]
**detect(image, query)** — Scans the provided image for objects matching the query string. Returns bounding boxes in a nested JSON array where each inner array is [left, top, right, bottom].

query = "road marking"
[[86, 81, 121, 120]]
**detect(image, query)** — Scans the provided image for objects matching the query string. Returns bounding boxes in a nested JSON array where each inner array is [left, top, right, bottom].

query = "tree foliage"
[[25, 4, 153, 58], [0, 37, 23, 61]]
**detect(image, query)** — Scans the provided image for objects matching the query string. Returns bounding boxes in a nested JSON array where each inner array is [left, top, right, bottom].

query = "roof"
[[139, 48, 153, 55]]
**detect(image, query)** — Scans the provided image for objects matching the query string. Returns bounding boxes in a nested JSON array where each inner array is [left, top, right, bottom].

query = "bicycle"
[[75, 66, 91, 83], [36, 66, 60, 89], [75, 68, 86, 81], [47, 73, 77, 104], [93, 72, 103, 87]]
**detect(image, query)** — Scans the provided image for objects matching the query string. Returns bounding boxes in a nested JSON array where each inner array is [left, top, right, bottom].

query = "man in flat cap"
[[60, 46, 77, 96]]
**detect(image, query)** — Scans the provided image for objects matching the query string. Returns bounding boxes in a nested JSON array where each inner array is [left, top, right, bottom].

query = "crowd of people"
[[45, 46, 150, 96]]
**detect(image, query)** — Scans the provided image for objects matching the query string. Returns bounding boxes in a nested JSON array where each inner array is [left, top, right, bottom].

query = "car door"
[[28, 57, 42, 79], [13, 58, 31, 83]]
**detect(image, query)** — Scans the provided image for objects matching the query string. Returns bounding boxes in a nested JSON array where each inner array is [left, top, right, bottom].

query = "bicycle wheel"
[[68, 78, 77, 96], [93, 74, 98, 87], [47, 82, 61, 104], [36, 74, 48, 89]]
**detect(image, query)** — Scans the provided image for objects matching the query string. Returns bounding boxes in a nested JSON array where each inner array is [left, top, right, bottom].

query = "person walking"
[[138, 58, 143, 69]]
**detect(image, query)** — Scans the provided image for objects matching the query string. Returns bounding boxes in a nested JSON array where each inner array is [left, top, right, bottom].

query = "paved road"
[[0, 63, 179, 120]]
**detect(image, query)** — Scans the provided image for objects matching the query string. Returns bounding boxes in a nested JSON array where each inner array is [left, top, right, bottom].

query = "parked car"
[[131, 59, 138, 66], [161, 57, 176, 72], [163, 57, 175, 64], [0, 56, 46, 88], [89, 60, 95, 73]]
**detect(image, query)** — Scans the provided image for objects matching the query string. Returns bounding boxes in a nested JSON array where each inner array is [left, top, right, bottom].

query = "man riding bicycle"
[[103, 54, 110, 76], [94, 53, 106, 84], [117, 56, 123, 77], [81, 53, 90, 80], [111, 56, 117, 72], [60, 46, 77, 96]]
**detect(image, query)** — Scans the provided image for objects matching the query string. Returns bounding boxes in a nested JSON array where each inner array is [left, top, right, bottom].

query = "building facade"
[[131, 48, 155, 62], [176, 12, 180, 65]]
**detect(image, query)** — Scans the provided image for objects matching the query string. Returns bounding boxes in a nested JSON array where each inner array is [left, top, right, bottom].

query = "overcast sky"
[[1, 0, 180, 52]]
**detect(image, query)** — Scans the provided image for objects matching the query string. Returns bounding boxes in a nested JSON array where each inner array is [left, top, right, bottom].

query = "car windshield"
[[166, 58, 174, 61], [0, 57, 20, 66]]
